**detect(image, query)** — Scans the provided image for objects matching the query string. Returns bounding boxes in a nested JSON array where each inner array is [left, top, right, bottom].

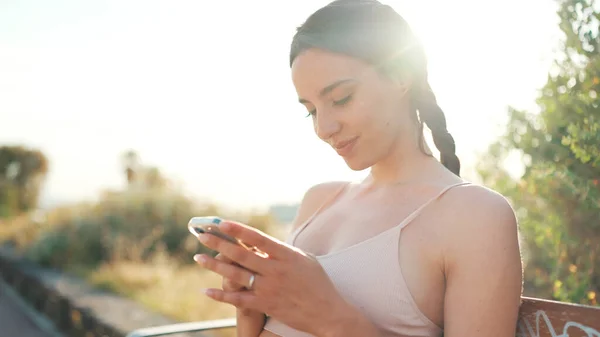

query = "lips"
[[334, 136, 358, 156]]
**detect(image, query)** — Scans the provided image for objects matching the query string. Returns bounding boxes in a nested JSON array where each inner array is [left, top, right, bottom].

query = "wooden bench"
[[125, 296, 600, 337]]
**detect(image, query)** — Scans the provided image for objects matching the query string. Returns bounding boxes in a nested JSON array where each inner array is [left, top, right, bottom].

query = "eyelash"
[[305, 94, 354, 118]]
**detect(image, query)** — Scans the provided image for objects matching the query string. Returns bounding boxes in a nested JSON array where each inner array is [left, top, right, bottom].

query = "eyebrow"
[[298, 78, 357, 104]]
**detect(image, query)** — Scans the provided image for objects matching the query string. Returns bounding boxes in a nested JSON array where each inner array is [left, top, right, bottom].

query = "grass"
[[87, 258, 238, 337]]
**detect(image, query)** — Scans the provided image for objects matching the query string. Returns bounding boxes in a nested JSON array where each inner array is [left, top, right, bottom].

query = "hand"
[[193, 220, 360, 336], [213, 254, 246, 292], [209, 253, 262, 317]]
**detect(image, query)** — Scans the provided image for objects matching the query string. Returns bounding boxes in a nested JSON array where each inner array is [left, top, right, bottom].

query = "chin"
[[342, 155, 373, 171]]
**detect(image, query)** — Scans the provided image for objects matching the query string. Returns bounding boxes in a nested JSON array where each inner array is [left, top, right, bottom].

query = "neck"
[[367, 138, 445, 187]]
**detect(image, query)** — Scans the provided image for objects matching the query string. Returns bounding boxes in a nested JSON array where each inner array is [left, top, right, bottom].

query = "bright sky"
[[0, 0, 561, 211]]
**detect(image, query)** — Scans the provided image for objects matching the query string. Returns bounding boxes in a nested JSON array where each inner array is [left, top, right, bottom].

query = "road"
[[0, 281, 60, 337]]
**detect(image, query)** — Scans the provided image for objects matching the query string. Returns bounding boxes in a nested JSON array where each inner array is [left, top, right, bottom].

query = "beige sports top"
[[263, 181, 470, 337]]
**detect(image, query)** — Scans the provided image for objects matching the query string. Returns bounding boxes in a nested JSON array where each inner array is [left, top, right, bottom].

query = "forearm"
[[236, 309, 266, 337]]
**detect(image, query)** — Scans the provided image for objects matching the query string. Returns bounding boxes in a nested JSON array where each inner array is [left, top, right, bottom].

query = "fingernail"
[[200, 288, 212, 296], [193, 254, 202, 262]]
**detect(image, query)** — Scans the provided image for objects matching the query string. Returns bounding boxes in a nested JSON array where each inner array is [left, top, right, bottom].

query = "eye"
[[333, 94, 353, 106], [305, 109, 316, 118], [303, 104, 316, 118]]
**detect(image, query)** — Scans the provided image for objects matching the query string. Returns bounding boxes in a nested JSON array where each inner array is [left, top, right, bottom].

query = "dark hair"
[[290, 0, 461, 176]]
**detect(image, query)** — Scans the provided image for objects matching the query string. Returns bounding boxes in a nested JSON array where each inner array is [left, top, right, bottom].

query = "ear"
[[379, 61, 414, 98], [390, 76, 412, 99], [396, 80, 411, 96], [387, 70, 413, 97]]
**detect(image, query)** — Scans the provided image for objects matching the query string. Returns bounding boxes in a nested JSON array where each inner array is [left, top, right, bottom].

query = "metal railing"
[[125, 318, 236, 337]]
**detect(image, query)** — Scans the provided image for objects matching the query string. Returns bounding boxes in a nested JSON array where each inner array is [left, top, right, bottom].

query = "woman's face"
[[291, 48, 414, 171]]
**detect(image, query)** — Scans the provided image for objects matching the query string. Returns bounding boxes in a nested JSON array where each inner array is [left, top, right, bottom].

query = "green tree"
[[478, 0, 599, 305], [0, 145, 49, 218]]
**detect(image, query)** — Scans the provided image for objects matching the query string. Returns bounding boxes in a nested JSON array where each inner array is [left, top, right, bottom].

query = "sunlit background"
[[2, 1, 600, 335], [0, 0, 561, 211]]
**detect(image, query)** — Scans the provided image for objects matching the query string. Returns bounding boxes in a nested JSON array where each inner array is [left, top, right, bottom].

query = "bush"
[[8, 187, 281, 270]]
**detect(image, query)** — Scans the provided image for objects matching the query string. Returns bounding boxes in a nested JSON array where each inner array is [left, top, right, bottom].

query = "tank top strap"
[[288, 182, 350, 244], [397, 181, 471, 230]]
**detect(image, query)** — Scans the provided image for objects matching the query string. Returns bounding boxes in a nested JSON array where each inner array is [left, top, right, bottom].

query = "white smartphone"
[[188, 216, 253, 250], [188, 216, 269, 258]]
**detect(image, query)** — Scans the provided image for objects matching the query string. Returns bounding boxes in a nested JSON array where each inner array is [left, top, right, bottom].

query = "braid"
[[415, 82, 461, 176]]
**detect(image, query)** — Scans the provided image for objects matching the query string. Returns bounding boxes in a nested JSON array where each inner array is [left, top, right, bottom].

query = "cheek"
[[363, 96, 400, 136], [350, 98, 379, 135], [357, 101, 405, 158]]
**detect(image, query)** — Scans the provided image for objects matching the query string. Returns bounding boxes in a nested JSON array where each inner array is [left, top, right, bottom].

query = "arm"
[[442, 187, 523, 337], [235, 309, 266, 337]]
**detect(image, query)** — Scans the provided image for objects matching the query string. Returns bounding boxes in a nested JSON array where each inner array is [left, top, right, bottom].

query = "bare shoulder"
[[442, 183, 517, 236], [439, 185, 523, 335], [290, 181, 349, 232], [440, 182, 522, 286], [440, 183, 519, 255]]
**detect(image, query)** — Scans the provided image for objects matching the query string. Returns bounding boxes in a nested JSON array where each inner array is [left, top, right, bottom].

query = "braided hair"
[[289, 0, 461, 176], [415, 81, 461, 175]]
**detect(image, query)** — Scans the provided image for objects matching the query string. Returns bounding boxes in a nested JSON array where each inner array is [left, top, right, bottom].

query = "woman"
[[193, 0, 523, 336]]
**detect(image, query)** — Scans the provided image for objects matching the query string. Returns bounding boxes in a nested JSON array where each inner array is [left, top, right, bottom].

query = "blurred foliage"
[[478, 0, 599, 305], [0, 150, 283, 270], [0, 145, 49, 218]]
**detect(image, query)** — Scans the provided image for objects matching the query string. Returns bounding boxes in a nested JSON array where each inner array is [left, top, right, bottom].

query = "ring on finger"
[[247, 273, 256, 290]]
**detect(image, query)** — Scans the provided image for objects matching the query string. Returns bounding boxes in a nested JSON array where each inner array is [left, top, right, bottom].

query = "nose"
[[314, 109, 341, 141]]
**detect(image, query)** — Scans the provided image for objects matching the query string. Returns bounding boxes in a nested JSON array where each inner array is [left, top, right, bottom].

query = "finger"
[[202, 288, 258, 310], [215, 253, 233, 263], [198, 233, 272, 273], [221, 271, 245, 290], [194, 254, 257, 288], [222, 277, 244, 291], [216, 253, 246, 270], [218, 221, 288, 259]]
